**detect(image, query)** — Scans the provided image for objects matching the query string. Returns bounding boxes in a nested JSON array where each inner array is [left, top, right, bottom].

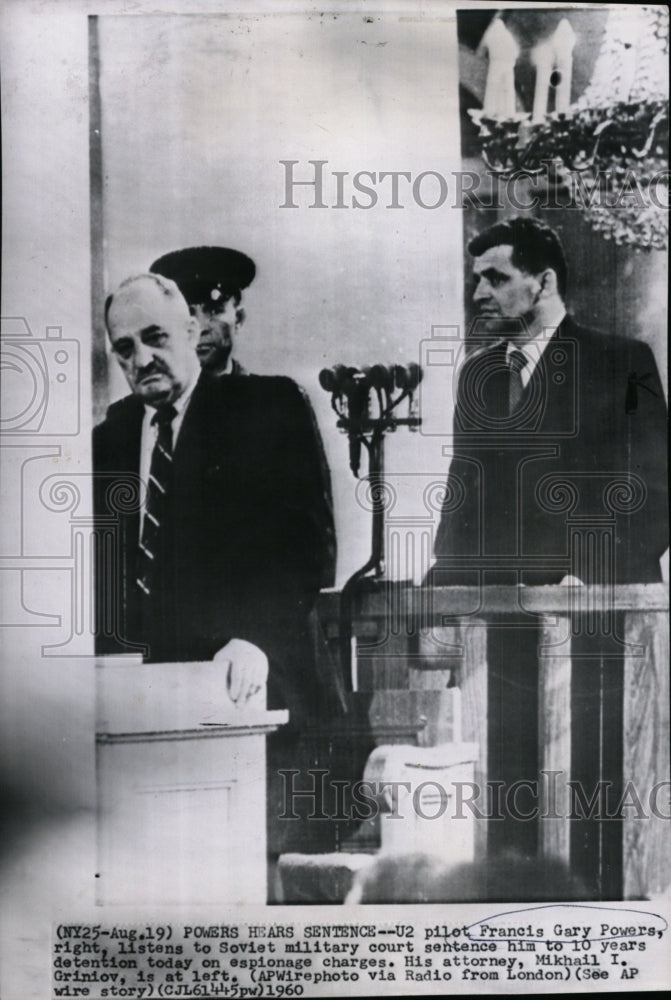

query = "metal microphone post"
[[319, 362, 423, 688]]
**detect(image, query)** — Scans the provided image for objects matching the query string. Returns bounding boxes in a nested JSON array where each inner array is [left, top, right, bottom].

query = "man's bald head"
[[104, 273, 190, 330], [105, 273, 200, 407]]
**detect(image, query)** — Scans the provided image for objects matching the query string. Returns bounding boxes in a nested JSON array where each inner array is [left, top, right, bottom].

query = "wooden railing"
[[316, 582, 669, 900]]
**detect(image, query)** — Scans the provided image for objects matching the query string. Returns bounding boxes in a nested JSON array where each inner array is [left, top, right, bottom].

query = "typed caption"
[[53, 907, 668, 997]]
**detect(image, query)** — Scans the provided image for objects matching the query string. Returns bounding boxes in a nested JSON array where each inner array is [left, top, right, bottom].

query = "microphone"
[[344, 371, 370, 477], [364, 364, 394, 393], [393, 362, 422, 391]]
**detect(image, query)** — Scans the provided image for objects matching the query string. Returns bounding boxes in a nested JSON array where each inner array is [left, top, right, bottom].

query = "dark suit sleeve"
[[92, 400, 146, 655], [264, 378, 336, 600], [294, 383, 337, 588], [428, 350, 488, 586], [616, 340, 668, 582], [566, 332, 667, 583], [208, 378, 336, 655]]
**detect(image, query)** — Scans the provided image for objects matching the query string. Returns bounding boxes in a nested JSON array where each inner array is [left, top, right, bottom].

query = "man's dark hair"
[[468, 217, 568, 298]]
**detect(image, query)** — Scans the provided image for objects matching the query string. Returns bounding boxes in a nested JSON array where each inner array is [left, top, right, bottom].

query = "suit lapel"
[[173, 375, 209, 483], [98, 396, 144, 630], [111, 395, 144, 475], [521, 321, 576, 434], [171, 373, 236, 510]]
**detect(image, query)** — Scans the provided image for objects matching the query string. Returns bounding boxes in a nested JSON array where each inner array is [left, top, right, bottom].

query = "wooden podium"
[[316, 582, 670, 899], [95, 657, 288, 906]]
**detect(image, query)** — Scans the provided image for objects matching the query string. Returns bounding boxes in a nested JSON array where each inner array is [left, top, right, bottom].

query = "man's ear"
[[537, 268, 559, 299], [235, 307, 245, 329]]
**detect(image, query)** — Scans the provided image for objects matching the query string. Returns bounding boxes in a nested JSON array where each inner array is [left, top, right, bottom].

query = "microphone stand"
[[319, 364, 422, 690]]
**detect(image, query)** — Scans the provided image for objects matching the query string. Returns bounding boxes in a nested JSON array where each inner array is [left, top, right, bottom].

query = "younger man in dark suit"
[[432, 217, 668, 587], [428, 217, 667, 885]]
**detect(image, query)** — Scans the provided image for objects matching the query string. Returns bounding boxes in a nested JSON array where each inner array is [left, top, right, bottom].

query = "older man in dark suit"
[[93, 272, 339, 726]]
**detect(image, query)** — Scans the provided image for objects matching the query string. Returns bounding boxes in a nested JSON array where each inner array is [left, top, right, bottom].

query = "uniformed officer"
[[150, 246, 255, 376]]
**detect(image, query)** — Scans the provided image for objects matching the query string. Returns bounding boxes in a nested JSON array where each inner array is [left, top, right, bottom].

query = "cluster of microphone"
[[319, 363, 422, 396], [319, 363, 422, 477]]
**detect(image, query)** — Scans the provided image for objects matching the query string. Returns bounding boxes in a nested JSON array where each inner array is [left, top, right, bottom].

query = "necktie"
[[137, 403, 177, 598], [507, 347, 528, 414]]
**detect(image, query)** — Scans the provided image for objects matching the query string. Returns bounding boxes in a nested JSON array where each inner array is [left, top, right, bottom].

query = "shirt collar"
[[509, 306, 566, 357], [144, 367, 200, 419], [506, 306, 566, 380]]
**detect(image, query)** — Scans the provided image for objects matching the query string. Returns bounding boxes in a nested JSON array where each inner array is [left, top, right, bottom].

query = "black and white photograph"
[[1, 1, 669, 997]]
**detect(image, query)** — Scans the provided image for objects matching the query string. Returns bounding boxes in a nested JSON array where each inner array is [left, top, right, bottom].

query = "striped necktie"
[[137, 403, 177, 598], [507, 347, 528, 414]]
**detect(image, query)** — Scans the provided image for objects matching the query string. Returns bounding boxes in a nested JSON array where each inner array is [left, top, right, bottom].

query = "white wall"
[[97, 10, 465, 586]]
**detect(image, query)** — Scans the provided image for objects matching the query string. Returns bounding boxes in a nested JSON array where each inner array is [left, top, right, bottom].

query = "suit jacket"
[[93, 372, 341, 726], [431, 317, 668, 586]]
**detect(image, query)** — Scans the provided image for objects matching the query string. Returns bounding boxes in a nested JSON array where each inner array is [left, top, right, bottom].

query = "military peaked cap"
[[149, 246, 256, 306]]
